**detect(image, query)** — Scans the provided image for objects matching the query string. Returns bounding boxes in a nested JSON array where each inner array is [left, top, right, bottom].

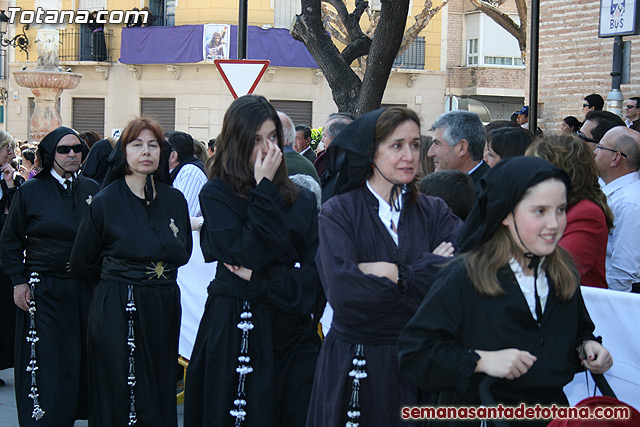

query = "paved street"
[[0, 368, 184, 426]]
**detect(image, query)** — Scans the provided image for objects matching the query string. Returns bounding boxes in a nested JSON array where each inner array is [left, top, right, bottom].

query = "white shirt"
[[602, 171, 640, 291], [171, 163, 208, 217], [299, 146, 311, 156], [50, 168, 76, 187], [366, 180, 403, 246], [508, 257, 549, 320], [467, 160, 485, 176]]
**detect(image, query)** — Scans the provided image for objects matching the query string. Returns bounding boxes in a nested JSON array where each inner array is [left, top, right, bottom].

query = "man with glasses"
[[578, 110, 625, 152], [582, 93, 605, 118], [623, 97, 640, 131], [595, 126, 640, 293], [0, 127, 100, 425]]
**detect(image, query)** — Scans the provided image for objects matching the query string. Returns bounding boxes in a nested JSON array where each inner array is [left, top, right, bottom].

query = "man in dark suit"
[[427, 110, 489, 195], [294, 124, 316, 163]]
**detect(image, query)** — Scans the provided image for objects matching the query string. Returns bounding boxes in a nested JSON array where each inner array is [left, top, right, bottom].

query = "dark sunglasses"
[[576, 131, 598, 144], [583, 104, 591, 108], [55, 144, 83, 154], [626, 105, 637, 109], [596, 144, 627, 158]]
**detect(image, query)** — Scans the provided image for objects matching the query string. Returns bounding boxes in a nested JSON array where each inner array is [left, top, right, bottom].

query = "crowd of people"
[[1, 92, 638, 426]]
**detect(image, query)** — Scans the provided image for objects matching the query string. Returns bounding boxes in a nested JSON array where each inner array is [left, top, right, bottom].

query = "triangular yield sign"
[[214, 59, 271, 99]]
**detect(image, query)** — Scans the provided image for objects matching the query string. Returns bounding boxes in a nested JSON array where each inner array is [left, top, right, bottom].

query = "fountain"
[[12, 0, 82, 142]]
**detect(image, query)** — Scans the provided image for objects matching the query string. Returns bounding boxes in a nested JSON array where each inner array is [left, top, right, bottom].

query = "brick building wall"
[[445, 0, 525, 105], [448, 67, 525, 95], [538, 0, 640, 131]]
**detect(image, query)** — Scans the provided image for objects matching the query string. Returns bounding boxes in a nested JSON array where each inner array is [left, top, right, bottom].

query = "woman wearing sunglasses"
[[0, 127, 100, 426]]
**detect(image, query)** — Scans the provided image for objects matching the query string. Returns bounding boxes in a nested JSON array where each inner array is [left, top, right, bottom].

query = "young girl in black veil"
[[184, 94, 320, 427], [398, 156, 612, 426]]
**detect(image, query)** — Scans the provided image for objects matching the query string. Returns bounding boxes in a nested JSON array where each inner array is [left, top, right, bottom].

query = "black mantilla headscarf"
[[457, 156, 571, 320], [35, 126, 88, 182], [325, 108, 407, 209], [457, 156, 571, 254]]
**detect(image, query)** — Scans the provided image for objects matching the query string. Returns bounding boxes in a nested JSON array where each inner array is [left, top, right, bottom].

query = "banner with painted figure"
[[203, 24, 230, 60]]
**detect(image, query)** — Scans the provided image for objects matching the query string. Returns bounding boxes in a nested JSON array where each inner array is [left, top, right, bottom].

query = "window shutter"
[[141, 98, 176, 132], [72, 98, 105, 136], [269, 100, 312, 127]]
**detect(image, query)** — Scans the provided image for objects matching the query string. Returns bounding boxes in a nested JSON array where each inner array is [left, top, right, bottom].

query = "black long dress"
[[305, 186, 463, 427], [0, 176, 23, 372], [397, 258, 597, 426], [0, 173, 99, 426], [71, 177, 192, 427], [184, 178, 321, 427]]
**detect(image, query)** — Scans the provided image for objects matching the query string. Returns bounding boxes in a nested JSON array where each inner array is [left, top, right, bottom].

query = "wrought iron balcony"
[[59, 28, 113, 62]]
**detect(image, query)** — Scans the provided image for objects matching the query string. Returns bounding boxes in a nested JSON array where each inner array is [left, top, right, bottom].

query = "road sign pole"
[[238, 0, 248, 59]]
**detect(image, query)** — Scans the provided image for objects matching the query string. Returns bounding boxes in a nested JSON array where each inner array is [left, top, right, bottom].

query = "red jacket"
[[559, 199, 608, 288]]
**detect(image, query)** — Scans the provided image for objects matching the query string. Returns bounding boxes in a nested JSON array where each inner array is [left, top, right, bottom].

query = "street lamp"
[[0, 10, 30, 59]]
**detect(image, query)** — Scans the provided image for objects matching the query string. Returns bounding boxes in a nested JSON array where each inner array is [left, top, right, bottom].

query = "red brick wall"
[[448, 67, 524, 91]]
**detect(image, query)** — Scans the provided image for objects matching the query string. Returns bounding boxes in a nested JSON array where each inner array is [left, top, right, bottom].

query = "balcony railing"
[[393, 36, 425, 70], [59, 28, 113, 62]]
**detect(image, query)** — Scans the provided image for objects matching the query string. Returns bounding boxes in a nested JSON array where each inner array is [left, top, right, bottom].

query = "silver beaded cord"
[[345, 344, 367, 427], [126, 284, 137, 426], [229, 301, 254, 426], [26, 272, 45, 421]]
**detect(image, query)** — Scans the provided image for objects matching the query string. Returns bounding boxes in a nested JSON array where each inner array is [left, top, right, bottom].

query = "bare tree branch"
[[398, 0, 449, 56], [350, 0, 368, 22], [292, 0, 362, 112], [341, 36, 373, 65], [322, 3, 350, 44], [515, 0, 527, 49], [293, 0, 447, 114], [468, 0, 526, 56], [323, 0, 368, 43]]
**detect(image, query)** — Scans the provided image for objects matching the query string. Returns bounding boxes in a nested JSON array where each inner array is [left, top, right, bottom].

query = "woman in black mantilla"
[[397, 157, 612, 426], [184, 95, 321, 427], [306, 107, 462, 427], [71, 117, 192, 427], [0, 130, 24, 386], [1, 127, 99, 426]]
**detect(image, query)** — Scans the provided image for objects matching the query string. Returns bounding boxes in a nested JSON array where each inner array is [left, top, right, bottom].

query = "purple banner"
[[120, 25, 204, 64], [120, 24, 317, 68]]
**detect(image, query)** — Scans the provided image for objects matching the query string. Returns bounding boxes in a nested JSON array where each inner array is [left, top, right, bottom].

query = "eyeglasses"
[[583, 104, 591, 109], [595, 144, 627, 158], [626, 105, 637, 109], [55, 144, 83, 154], [576, 131, 598, 144]]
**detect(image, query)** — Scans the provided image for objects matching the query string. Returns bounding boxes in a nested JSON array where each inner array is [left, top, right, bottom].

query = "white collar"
[[50, 167, 76, 186], [299, 146, 311, 155], [602, 171, 640, 197], [468, 160, 484, 175]]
